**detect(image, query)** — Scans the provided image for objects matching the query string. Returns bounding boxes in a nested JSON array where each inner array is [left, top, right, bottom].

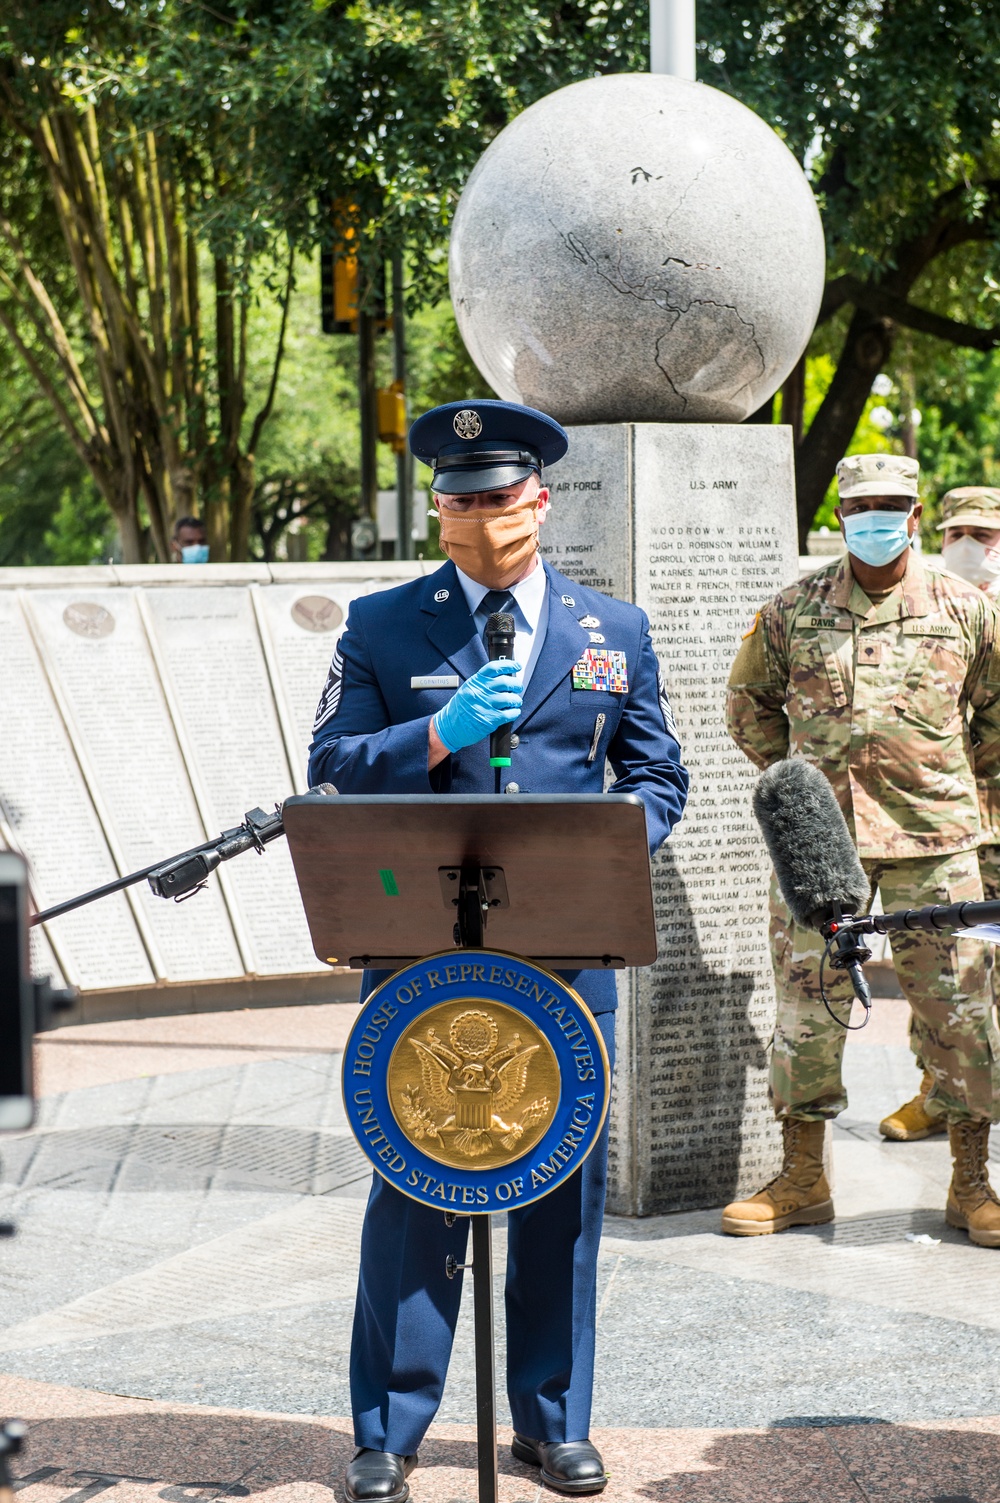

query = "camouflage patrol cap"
[[935, 486, 1000, 532], [836, 453, 919, 500]]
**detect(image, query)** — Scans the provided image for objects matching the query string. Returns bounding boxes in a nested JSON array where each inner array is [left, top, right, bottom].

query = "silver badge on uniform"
[[434, 588, 450, 602], [562, 594, 576, 607], [313, 643, 344, 733], [580, 615, 601, 629], [589, 632, 605, 643], [453, 409, 483, 440], [657, 666, 679, 742]]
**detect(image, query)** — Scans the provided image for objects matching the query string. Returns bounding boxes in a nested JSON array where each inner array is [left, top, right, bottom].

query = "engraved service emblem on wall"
[[291, 595, 344, 633], [343, 949, 610, 1211], [62, 601, 115, 639]]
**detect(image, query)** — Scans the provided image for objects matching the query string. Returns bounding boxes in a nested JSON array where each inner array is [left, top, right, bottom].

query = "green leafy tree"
[[888, 343, 1000, 529], [0, 3, 303, 562], [6, 0, 1000, 563], [698, 0, 1000, 542], [0, 1, 643, 561]]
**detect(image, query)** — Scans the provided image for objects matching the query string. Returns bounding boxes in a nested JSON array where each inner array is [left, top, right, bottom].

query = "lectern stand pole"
[[471, 1214, 498, 1503], [281, 796, 657, 1503]]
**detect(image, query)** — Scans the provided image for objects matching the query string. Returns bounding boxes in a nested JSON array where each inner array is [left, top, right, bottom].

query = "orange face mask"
[[437, 494, 540, 590]]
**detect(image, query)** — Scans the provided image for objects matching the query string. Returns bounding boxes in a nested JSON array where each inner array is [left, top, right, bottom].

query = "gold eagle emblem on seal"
[[387, 1001, 560, 1171]]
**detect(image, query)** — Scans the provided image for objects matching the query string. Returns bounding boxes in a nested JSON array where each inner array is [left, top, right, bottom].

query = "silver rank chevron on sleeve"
[[657, 666, 679, 742], [313, 642, 344, 733]]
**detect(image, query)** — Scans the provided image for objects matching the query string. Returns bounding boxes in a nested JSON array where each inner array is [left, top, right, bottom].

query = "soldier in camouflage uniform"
[[880, 486, 1000, 1142], [723, 454, 1000, 1248]]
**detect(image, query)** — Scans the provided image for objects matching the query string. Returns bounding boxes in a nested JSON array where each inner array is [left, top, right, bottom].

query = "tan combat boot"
[[879, 1069, 948, 1142], [946, 1119, 1000, 1248], [721, 1118, 833, 1236]]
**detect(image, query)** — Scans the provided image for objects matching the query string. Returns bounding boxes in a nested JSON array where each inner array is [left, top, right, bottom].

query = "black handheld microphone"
[[753, 758, 873, 1008], [485, 611, 517, 769]]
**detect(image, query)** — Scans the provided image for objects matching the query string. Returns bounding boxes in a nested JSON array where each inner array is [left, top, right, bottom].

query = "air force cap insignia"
[[453, 408, 483, 440]]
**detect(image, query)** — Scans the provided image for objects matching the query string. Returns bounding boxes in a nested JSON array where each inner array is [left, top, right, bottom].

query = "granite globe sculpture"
[[449, 73, 826, 424]]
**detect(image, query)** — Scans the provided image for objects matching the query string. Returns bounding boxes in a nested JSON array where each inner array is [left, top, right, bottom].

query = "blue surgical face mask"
[[180, 543, 210, 564], [840, 507, 913, 568]]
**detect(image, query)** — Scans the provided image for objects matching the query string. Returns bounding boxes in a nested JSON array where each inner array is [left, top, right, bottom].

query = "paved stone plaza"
[[4, 999, 1000, 1501]]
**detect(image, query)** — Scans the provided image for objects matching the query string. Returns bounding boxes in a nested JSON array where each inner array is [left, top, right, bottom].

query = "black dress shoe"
[[511, 1435, 608, 1494], [344, 1449, 417, 1503]]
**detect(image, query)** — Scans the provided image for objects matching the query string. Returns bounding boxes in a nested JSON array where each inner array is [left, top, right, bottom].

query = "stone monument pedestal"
[[541, 423, 799, 1215]]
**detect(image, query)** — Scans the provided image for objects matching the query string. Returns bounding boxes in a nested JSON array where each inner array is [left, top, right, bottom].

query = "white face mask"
[[941, 537, 1000, 591]]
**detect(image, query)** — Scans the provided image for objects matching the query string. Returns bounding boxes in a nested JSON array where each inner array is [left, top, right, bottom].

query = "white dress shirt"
[[454, 559, 550, 687]]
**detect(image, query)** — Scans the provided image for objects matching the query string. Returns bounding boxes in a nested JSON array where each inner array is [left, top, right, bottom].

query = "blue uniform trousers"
[[350, 1008, 616, 1454]]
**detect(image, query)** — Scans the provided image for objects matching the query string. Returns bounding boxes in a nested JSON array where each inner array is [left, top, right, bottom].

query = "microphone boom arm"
[[830, 898, 1000, 938], [817, 896, 1000, 1030], [30, 785, 336, 926]]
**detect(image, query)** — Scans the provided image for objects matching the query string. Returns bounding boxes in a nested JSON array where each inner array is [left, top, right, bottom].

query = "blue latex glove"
[[433, 659, 523, 754]]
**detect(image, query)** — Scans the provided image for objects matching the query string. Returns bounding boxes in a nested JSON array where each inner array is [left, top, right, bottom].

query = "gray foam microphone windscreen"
[[752, 758, 870, 928]]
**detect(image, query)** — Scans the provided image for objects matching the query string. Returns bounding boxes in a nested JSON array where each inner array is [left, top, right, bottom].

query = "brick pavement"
[[4, 999, 1000, 1503]]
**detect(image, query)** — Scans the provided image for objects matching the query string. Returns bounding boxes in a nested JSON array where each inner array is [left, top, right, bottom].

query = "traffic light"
[[320, 205, 388, 335], [377, 380, 407, 453], [320, 239, 359, 335]]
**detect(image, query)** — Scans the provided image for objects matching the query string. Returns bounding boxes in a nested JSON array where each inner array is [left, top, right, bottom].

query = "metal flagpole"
[[649, 0, 696, 78]]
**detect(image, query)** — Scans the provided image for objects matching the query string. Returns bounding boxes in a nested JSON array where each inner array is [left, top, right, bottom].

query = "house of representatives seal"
[[342, 949, 610, 1211]]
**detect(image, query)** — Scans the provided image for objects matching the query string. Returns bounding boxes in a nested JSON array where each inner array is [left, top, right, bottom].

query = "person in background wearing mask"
[[724, 453, 1000, 1246], [170, 515, 209, 564], [881, 486, 1000, 1142], [308, 399, 688, 1503]]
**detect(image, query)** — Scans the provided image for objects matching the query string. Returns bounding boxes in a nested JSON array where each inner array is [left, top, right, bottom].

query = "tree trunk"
[[204, 487, 231, 563], [794, 308, 895, 550], [781, 355, 805, 447], [115, 497, 145, 563], [229, 453, 255, 561]]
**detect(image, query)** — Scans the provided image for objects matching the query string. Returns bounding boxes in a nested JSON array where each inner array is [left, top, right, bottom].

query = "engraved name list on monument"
[[143, 587, 324, 976], [541, 426, 631, 598], [0, 592, 154, 992], [635, 429, 795, 1210], [25, 589, 244, 983], [543, 423, 798, 1212]]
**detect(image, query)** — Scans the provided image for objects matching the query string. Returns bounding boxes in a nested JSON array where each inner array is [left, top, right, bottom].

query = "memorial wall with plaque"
[[541, 424, 800, 1216], [0, 590, 155, 994], [0, 564, 428, 1017], [3, 475, 795, 1214], [254, 582, 357, 775], [24, 588, 244, 984], [142, 585, 319, 977]]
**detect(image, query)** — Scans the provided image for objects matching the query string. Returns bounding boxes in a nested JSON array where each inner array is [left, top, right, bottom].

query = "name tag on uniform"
[[572, 648, 628, 693], [411, 674, 460, 689], [901, 621, 960, 639], [797, 615, 853, 631]]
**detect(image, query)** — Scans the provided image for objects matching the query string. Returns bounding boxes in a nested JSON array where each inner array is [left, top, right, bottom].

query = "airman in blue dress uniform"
[[309, 398, 688, 1502]]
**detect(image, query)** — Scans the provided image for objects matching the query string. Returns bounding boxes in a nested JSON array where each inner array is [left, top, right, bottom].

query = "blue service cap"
[[409, 399, 569, 496]]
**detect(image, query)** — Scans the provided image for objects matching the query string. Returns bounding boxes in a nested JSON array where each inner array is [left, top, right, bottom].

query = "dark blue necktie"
[[479, 590, 516, 645]]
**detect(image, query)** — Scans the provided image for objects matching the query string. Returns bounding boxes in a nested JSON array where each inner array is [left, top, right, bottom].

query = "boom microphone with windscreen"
[[753, 758, 873, 1009], [485, 611, 517, 769], [753, 758, 870, 927]]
